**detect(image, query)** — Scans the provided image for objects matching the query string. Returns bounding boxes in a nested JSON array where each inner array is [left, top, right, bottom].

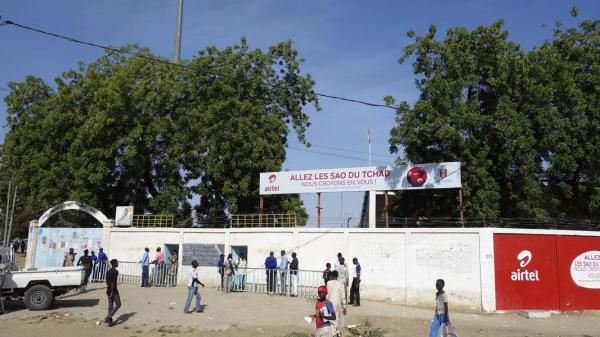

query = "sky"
[[1, 1, 598, 226]]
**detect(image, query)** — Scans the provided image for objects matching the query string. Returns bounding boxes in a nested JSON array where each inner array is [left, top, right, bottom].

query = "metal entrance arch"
[[38, 201, 109, 227]]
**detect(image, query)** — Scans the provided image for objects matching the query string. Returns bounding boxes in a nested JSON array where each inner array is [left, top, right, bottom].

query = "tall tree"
[[2, 39, 317, 228], [526, 9, 600, 217], [387, 11, 599, 219]]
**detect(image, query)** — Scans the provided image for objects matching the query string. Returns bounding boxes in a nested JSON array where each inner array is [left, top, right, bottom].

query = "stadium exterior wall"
[[104, 227, 600, 312]]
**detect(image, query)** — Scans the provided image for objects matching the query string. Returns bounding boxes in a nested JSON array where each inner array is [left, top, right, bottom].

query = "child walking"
[[429, 279, 450, 337], [313, 286, 336, 337]]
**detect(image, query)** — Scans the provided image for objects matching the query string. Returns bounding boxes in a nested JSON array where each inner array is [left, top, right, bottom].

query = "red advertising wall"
[[494, 234, 559, 310], [494, 234, 600, 311], [556, 236, 600, 310]]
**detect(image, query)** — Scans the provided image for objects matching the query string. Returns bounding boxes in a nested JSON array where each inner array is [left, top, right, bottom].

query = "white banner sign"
[[260, 162, 461, 195], [570, 251, 600, 289]]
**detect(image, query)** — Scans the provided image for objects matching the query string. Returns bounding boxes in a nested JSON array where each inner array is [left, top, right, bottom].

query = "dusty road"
[[1, 283, 599, 337]]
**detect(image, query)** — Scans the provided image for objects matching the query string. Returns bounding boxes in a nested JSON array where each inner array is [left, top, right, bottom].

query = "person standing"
[[183, 260, 205, 313], [334, 253, 345, 268], [20, 239, 26, 253], [152, 247, 165, 286], [289, 252, 299, 296], [77, 249, 92, 291], [264, 251, 277, 294], [348, 258, 361, 307], [223, 254, 235, 293], [97, 248, 108, 281], [429, 279, 450, 337], [313, 286, 336, 337], [326, 270, 347, 336], [278, 250, 289, 295], [140, 247, 150, 287], [105, 259, 121, 327], [236, 254, 247, 291], [90, 251, 98, 282], [169, 249, 179, 286], [217, 254, 225, 290], [323, 263, 332, 285], [335, 257, 349, 302], [63, 248, 76, 267]]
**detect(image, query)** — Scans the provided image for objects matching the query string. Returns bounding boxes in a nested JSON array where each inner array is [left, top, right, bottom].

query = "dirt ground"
[[1, 281, 600, 337]]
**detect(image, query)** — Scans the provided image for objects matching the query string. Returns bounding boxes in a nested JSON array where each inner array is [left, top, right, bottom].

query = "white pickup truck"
[[1, 247, 85, 310]]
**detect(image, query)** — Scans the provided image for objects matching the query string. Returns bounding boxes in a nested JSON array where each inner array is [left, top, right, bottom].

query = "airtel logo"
[[511, 250, 539, 281], [518, 250, 532, 268], [268, 174, 277, 183]]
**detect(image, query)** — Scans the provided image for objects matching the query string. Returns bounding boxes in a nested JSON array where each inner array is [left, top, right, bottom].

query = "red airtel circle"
[[407, 167, 427, 187]]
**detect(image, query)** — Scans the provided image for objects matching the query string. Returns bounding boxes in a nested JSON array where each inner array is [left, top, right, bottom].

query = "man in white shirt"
[[183, 260, 204, 314], [335, 257, 349, 302], [278, 250, 289, 295], [327, 270, 347, 336]]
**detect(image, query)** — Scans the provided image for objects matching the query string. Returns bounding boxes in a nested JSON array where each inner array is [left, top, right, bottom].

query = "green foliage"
[[389, 12, 599, 218], [267, 194, 309, 225], [2, 40, 318, 227]]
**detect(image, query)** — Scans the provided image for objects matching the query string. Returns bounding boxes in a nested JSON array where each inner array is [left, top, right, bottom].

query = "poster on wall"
[[35, 228, 104, 268], [182, 244, 224, 266], [115, 206, 134, 227]]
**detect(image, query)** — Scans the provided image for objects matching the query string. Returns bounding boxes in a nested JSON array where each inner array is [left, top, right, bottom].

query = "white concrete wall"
[[104, 226, 600, 312]]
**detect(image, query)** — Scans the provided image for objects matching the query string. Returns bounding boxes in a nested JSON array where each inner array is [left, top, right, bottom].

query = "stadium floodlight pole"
[[174, 0, 184, 62]]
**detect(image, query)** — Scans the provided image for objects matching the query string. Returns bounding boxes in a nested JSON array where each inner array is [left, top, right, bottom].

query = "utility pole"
[[3, 181, 11, 247], [340, 192, 343, 226], [368, 128, 372, 166], [174, 0, 184, 62], [6, 185, 17, 247], [367, 128, 376, 228]]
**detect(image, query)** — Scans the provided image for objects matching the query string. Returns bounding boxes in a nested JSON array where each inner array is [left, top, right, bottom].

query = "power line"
[[0, 19, 399, 111], [315, 93, 395, 110], [287, 146, 391, 165], [289, 141, 395, 158], [1, 20, 188, 69]]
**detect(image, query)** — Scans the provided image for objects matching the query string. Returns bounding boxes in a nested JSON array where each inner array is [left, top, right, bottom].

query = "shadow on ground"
[[112, 312, 137, 325], [55, 299, 100, 308]]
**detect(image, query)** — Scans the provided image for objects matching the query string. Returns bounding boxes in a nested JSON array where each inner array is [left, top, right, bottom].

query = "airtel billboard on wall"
[[494, 234, 560, 310], [494, 234, 600, 311], [259, 162, 461, 195]]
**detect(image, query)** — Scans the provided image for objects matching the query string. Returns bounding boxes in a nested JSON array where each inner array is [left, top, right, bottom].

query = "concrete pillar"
[[178, 228, 184, 286], [101, 220, 115, 255], [25, 220, 40, 269], [368, 191, 376, 228]]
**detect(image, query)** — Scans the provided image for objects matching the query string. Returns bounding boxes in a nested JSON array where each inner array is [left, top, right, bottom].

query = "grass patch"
[[284, 333, 311, 337], [156, 325, 182, 334]]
